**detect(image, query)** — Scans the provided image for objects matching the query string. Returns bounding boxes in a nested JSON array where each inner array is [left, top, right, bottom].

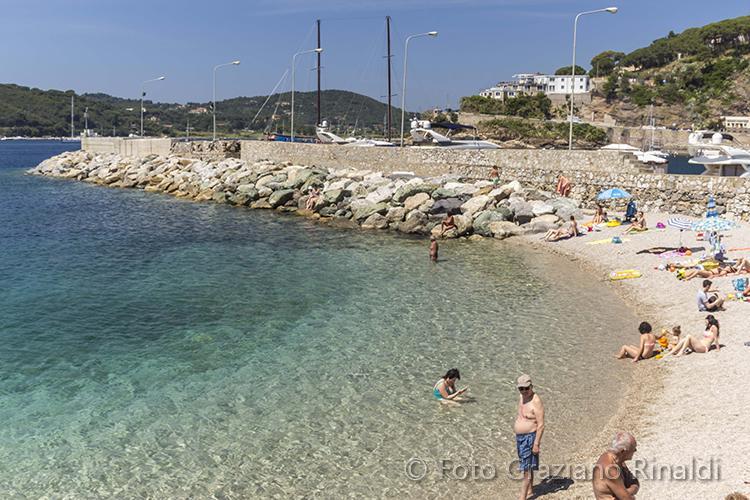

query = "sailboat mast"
[[386, 15, 393, 141], [70, 95, 75, 138], [316, 19, 322, 127]]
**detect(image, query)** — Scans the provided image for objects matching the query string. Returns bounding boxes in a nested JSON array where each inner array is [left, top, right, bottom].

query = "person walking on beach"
[[697, 279, 725, 312], [429, 236, 439, 262], [514, 374, 544, 500], [592, 431, 639, 499]]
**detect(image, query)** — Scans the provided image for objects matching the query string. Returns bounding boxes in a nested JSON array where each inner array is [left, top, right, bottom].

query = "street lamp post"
[[213, 60, 241, 141], [140, 76, 166, 137], [291, 48, 323, 143], [568, 7, 617, 150], [400, 31, 438, 147]]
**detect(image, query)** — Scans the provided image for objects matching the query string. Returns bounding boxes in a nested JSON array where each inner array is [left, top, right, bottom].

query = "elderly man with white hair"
[[592, 431, 639, 499]]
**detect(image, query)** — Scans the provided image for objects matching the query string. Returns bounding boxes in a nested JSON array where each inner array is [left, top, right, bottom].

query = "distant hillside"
[[585, 16, 750, 128], [0, 84, 406, 137]]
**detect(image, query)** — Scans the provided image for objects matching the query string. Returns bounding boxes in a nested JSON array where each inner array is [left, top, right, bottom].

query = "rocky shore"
[[30, 150, 584, 240]]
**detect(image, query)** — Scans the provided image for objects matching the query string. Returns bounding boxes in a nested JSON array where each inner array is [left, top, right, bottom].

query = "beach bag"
[[611, 236, 622, 244], [733, 278, 748, 293]]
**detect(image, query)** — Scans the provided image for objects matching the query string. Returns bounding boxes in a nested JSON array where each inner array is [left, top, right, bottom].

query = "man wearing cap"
[[514, 374, 545, 500]]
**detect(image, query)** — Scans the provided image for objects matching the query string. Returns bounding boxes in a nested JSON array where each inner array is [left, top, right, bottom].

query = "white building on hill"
[[480, 73, 590, 101]]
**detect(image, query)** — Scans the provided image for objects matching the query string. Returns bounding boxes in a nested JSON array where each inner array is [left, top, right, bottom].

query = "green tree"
[[555, 65, 587, 76], [589, 51, 625, 77]]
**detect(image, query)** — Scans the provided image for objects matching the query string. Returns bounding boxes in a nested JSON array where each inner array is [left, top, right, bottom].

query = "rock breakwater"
[[30, 151, 586, 239]]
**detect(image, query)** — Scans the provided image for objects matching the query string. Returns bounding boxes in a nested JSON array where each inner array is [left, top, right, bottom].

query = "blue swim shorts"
[[515, 432, 539, 472]]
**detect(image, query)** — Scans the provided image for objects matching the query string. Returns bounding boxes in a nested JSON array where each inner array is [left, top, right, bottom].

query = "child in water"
[[429, 236, 439, 262]]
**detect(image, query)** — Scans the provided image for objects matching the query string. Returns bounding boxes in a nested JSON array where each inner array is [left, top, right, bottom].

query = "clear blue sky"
[[2, 0, 748, 110]]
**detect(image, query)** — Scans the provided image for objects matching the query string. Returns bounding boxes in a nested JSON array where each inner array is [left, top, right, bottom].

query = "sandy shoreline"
[[517, 212, 750, 499]]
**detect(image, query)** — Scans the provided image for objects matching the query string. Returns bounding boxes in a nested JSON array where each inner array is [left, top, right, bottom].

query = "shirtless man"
[[489, 165, 500, 184], [429, 236, 439, 262], [513, 374, 544, 500], [555, 174, 572, 197], [592, 432, 639, 499]]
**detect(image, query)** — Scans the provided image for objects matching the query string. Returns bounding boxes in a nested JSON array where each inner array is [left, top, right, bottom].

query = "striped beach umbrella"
[[690, 217, 737, 232], [597, 188, 632, 201], [668, 217, 693, 247], [706, 196, 718, 218]]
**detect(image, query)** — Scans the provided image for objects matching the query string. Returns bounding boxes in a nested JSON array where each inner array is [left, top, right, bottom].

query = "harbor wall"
[[237, 140, 633, 177], [79, 137, 750, 219]]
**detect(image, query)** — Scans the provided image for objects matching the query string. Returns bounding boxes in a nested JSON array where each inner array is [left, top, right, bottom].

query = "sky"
[[1, 0, 748, 110]]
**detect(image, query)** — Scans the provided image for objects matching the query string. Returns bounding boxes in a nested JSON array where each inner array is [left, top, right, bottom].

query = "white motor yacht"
[[688, 131, 750, 177], [315, 121, 395, 147], [409, 120, 499, 149]]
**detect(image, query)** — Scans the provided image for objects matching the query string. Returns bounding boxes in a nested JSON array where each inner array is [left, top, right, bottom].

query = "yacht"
[[688, 131, 750, 178], [315, 121, 395, 147], [600, 143, 667, 165], [409, 120, 499, 149]]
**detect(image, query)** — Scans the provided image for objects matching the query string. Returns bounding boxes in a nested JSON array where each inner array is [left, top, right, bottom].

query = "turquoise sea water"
[[1, 142, 636, 498]]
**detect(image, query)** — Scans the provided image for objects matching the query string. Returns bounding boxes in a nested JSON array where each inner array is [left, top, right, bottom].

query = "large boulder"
[[385, 206, 406, 223], [392, 182, 438, 203], [268, 189, 295, 208], [473, 209, 512, 236], [443, 182, 479, 196], [404, 192, 431, 212], [461, 195, 492, 217], [323, 189, 346, 204], [489, 221, 524, 240], [397, 210, 429, 234], [352, 202, 389, 221], [550, 198, 581, 220], [531, 201, 556, 217], [431, 187, 460, 200], [508, 198, 534, 224], [284, 168, 315, 189], [365, 186, 394, 204], [430, 198, 464, 215], [361, 213, 389, 230], [528, 214, 562, 233], [497, 180, 522, 194]]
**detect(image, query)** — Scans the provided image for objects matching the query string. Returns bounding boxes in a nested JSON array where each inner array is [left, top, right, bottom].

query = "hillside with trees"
[[0, 84, 404, 138], [586, 15, 750, 128]]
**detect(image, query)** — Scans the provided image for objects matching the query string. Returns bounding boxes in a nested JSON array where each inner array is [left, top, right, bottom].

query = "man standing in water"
[[592, 431, 639, 499], [429, 236, 439, 262], [514, 374, 544, 500]]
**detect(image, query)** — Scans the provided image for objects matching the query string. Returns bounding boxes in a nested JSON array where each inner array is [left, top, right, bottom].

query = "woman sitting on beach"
[[592, 205, 607, 225], [542, 215, 579, 242], [730, 257, 750, 275], [623, 211, 647, 234], [433, 368, 468, 403], [305, 186, 321, 211], [616, 321, 657, 363], [671, 315, 721, 356]]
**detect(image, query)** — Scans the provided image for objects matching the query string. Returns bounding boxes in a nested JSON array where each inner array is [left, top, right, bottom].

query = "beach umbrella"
[[690, 217, 737, 232], [667, 217, 693, 247], [706, 196, 718, 218], [597, 188, 632, 201]]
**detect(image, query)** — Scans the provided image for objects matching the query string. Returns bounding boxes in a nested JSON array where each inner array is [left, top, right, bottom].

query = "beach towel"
[[585, 238, 631, 245]]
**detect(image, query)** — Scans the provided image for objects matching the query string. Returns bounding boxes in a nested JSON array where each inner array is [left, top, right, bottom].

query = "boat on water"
[[267, 133, 318, 144], [600, 143, 668, 165], [409, 120, 499, 149], [315, 122, 395, 147], [688, 130, 750, 178]]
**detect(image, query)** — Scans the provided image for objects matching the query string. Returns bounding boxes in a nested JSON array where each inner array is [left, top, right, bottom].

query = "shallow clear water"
[[0, 142, 636, 498]]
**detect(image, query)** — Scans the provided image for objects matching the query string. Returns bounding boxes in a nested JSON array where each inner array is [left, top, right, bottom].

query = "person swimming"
[[433, 368, 468, 402]]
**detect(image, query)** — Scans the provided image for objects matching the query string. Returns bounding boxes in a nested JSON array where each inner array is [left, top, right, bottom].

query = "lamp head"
[[428, 31, 438, 37], [605, 7, 618, 13], [314, 48, 323, 53], [157, 76, 166, 81], [232, 60, 240, 65]]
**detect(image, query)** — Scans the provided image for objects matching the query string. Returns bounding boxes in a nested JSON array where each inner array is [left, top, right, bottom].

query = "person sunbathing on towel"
[[683, 264, 736, 281], [542, 215, 578, 242], [592, 205, 607, 225], [730, 257, 750, 275], [623, 211, 647, 234]]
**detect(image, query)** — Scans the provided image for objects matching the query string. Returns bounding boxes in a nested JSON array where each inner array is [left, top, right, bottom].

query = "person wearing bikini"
[[615, 321, 657, 363], [513, 374, 544, 500], [671, 315, 721, 356]]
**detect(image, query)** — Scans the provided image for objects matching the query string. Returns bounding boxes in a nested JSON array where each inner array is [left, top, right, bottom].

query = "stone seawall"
[[238, 140, 633, 177], [490, 162, 750, 219]]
